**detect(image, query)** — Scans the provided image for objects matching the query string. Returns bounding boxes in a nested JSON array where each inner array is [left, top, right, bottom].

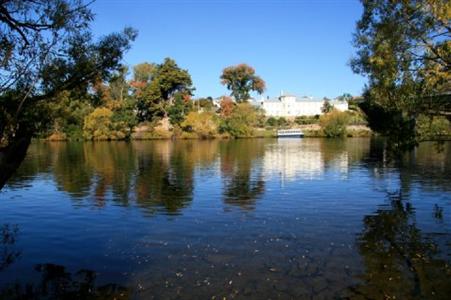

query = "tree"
[[0, 0, 136, 189], [351, 0, 451, 152], [337, 93, 353, 102], [133, 58, 194, 122], [156, 58, 194, 105], [168, 93, 190, 126], [220, 64, 266, 102], [108, 65, 130, 106], [321, 98, 334, 114], [132, 62, 156, 83]]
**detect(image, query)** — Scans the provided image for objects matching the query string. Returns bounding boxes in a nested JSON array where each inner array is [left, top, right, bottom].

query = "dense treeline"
[[42, 60, 271, 140], [42, 62, 376, 141]]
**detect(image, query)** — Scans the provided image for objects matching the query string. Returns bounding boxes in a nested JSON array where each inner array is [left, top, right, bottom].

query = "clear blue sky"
[[91, 0, 365, 99]]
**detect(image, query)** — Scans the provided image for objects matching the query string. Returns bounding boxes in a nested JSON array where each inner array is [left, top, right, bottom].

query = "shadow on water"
[[0, 263, 129, 300], [0, 225, 128, 300]]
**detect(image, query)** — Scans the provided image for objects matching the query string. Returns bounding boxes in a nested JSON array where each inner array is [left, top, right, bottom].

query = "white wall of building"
[[258, 94, 348, 117]]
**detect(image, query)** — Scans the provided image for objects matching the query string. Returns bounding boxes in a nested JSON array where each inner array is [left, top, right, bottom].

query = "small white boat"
[[277, 129, 304, 138]]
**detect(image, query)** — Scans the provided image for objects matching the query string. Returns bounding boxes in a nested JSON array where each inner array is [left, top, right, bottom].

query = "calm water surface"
[[0, 138, 450, 299]]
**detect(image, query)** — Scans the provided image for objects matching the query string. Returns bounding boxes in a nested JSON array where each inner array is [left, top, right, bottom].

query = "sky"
[[90, 0, 366, 99]]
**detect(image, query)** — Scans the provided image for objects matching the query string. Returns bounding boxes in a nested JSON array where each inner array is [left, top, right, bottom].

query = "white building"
[[255, 92, 348, 117]]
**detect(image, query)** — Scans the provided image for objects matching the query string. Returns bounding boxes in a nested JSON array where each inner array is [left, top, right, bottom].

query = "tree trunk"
[[0, 136, 31, 190]]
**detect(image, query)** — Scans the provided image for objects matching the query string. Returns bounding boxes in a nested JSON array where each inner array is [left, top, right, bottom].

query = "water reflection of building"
[[263, 140, 323, 181], [263, 139, 350, 183]]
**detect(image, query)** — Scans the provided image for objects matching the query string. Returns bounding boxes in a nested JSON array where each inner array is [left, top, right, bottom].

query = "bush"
[[266, 116, 293, 127], [295, 115, 319, 125], [222, 103, 261, 137], [320, 110, 349, 137], [181, 111, 218, 138], [416, 115, 451, 140], [83, 107, 133, 140], [266, 117, 277, 127], [346, 110, 367, 125], [277, 117, 289, 127]]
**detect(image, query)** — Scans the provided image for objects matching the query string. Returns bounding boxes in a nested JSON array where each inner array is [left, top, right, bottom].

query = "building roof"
[[255, 95, 329, 104]]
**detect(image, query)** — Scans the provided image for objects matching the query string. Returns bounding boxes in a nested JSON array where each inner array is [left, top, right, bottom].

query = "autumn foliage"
[[220, 64, 266, 102]]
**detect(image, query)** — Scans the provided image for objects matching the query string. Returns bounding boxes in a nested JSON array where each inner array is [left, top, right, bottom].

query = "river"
[[0, 138, 450, 299]]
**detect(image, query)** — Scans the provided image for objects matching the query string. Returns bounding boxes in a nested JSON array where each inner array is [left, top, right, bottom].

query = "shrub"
[[295, 115, 319, 125], [277, 117, 289, 127], [320, 110, 349, 137], [266, 117, 277, 127], [346, 110, 367, 125], [83, 107, 134, 140], [222, 103, 261, 137], [83, 108, 114, 140], [181, 111, 218, 138]]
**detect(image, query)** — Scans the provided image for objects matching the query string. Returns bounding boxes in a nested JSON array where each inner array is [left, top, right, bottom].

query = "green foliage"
[[294, 115, 319, 125], [320, 110, 349, 138], [359, 99, 418, 151], [277, 117, 289, 127], [181, 112, 218, 138], [266, 117, 293, 127], [337, 93, 353, 102], [133, 63, 156, 83], [346, 110, 367, 126], [266, 117, 277, 127], [83, 107, 134, 141], [220, 64, 266, 102], [416, 115, 451, 140], [83, 108, 114, 140], [221, 103, 262, 137], [193, 97, 215, 112], [133, 58, 194, 122], [156, 58, 194, 102], [0, 0, 136, 148], [351, 0, 450, 151], [45, 91, 92, 139], [168, 93, 189, 126]]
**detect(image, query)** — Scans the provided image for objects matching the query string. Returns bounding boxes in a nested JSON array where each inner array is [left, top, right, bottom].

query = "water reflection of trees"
[[6, 139, 451, 215], [0, 225, 127, 299], [0, 263, 129, 299], [348, 141, 451, 299], [133, 141, 195, 214], [220, 140, 266, 210], [348, 191, 451, 299], [0, 224, 20, 272]]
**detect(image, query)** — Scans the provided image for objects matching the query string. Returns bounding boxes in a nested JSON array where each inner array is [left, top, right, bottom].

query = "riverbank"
[[47, 123, 373, 141]]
